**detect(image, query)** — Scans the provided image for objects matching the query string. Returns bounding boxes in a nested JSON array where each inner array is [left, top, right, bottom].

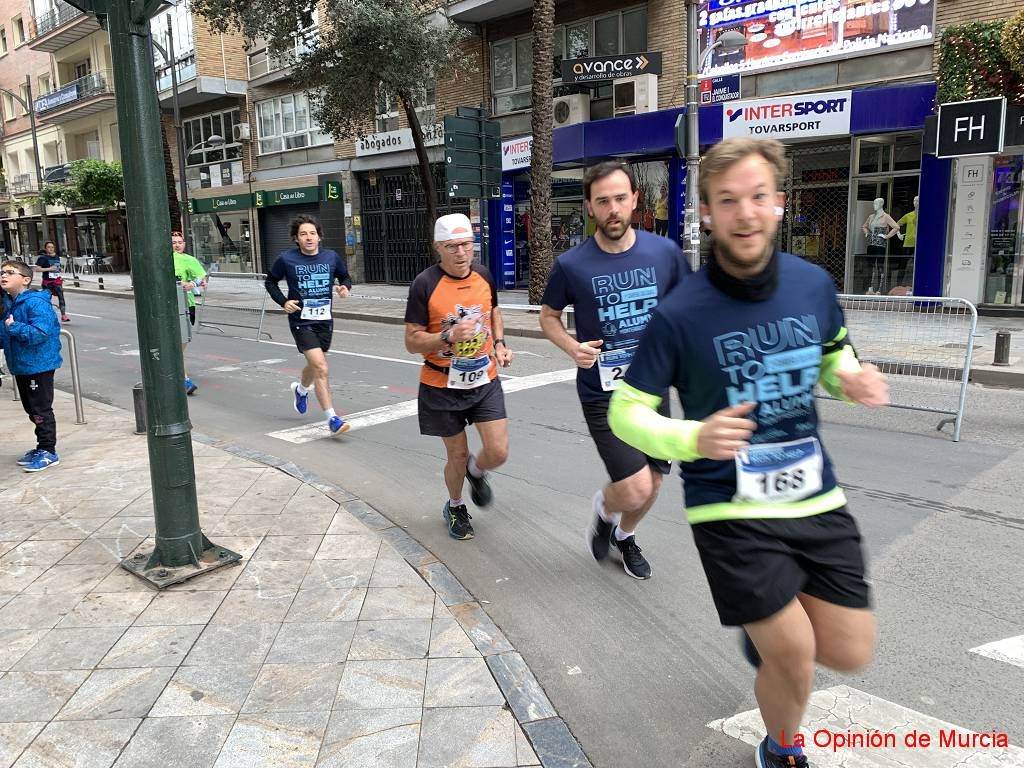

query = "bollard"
[[993, 331, 1011, 367], [98, 276, 104, 290], [132, 382, 146, 434]]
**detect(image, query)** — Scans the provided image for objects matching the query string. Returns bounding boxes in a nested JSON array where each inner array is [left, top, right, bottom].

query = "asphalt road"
[[32, 292, 1024, 768]]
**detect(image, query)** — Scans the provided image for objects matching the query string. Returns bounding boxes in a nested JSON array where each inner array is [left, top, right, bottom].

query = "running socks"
[[450, 498, 464, 508], [767, 736, 803, 757], [296, 383, 309, 395], [467, 455, 485, 479], [325, 408, 337, 419], [613, 526, 635, 542]]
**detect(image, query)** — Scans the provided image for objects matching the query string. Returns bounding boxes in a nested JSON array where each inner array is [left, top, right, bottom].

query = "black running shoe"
[[443, 501, 474, 540], [609, 527, 652, 580], [586, 491, 613, 561], [464, 467, 493, 507], [754, 737, 808, 768], [741, 630, 762, 669]]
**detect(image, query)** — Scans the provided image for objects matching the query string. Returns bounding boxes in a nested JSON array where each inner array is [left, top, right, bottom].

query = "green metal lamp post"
[[64, 0, 239, 587]]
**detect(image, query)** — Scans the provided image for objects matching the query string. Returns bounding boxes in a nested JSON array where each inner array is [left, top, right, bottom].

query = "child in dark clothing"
[[1, 260, 64, 472]]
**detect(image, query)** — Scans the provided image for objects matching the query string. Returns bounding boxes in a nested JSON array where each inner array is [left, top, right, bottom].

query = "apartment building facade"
[[0, 0, 60, 259]]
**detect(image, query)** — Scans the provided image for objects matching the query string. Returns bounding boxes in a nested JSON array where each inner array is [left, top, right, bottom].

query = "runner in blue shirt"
[[264, 214, 353, 435], [609, 138, 889, 768], [540, 161, 689, 580]]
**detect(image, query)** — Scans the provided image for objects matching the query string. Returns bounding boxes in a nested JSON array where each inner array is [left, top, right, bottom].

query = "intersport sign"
[[722, 90, 852, 140]]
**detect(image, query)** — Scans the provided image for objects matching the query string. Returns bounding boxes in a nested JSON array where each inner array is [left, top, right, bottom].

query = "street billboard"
[[697, 0, 934, 78]]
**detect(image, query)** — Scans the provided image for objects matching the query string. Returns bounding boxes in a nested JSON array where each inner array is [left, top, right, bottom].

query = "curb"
[[189, 431, 593, 768]]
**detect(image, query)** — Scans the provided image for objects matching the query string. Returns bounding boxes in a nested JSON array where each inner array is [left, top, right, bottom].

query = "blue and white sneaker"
[[17, 449, 41, 466], [290, 382, 308, 414], [23, 451, 59, 473], [328, 416, 350, 436], [185, 377, 198, 395]]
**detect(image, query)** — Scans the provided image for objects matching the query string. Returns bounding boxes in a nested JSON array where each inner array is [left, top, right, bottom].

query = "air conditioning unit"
[[232, 122, 252, 142], [553, 94, 590, 127], [613, 74, 658, 117]]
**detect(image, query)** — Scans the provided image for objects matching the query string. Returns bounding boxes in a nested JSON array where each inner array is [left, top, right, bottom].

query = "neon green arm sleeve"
[[819, 343, 861, 401], [608, 382, 704, 462]]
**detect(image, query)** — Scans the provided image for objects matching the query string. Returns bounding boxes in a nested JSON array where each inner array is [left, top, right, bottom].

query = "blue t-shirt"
[[541, 230, 689, 401], [35, 254, 62, 282], [266, 247, 352, 326], [624, 252, 846, 510]]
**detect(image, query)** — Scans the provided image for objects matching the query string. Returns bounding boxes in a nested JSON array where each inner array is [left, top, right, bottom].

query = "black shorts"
[[418, 378, 507, 438], [691, 506, 871, 627], [291, 323, 333, 354], [188, 305, 196, 326], [580, 398, 672, 483]]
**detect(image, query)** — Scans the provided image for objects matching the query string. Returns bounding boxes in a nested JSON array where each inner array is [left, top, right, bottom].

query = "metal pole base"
[[120, 534, 241, 589]]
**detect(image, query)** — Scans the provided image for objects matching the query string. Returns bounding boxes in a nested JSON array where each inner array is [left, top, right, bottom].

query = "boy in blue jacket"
[[1, 260, 64, 472]]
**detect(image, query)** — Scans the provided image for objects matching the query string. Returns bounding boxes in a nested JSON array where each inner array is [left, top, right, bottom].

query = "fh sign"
[[937, 98, 1007, 158]]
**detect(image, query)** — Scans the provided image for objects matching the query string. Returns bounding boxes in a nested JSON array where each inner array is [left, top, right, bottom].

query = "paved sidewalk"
[[0, 390, 589, 768]]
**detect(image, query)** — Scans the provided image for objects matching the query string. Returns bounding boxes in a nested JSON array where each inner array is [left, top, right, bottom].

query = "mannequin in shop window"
[[861, 198, 899, 295], [861, 198, 899, 253], [896, 195, 918, 255]]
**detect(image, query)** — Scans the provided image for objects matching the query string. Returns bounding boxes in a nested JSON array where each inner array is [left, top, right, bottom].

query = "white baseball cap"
[[434, 213, 474, 243]]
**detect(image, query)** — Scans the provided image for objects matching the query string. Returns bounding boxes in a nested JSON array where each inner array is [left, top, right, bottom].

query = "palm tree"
[[528, 0, 555, 304]]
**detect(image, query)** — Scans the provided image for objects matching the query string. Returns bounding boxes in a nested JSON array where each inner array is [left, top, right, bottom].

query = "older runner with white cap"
[[404, 214, 513, 540]]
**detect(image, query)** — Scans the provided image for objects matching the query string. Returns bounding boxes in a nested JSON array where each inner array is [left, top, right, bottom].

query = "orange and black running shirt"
[[405, 263, 500, 389]]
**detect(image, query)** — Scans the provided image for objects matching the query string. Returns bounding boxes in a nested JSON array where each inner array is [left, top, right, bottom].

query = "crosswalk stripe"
[[266, 368, 576, 444], [969, 635, 1024, 671], [708, 684, 1024, 766]]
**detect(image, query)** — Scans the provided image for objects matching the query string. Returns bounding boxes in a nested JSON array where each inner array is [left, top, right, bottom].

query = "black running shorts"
[[691, 505, 871, 627], [188, 306, 196, 326], [418, 378, 507, 438], [291, 322, 333, 354], [580, 397, 671, 483]]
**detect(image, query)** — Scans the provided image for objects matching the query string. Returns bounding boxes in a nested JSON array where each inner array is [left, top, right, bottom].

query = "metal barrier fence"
[[825, 294, 978, 442], [196, 273, 271, 341], [6, 329, 86, 425]]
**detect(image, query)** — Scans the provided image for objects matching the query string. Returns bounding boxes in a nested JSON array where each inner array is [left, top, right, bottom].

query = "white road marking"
[[109, 349, 140, 356], [257, 339, 422, 366], [210, 358, 287, 373], [267, 368, 576, 444], [970, 635, 1024, 670], [334, 330, 372, 336], [210, 366, 241, 372], [66, 312, 104, 319], [709, 684, 1024, 767]]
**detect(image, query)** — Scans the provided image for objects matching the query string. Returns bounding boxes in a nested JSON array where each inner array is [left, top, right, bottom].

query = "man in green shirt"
[[172, 230, 207, 395]]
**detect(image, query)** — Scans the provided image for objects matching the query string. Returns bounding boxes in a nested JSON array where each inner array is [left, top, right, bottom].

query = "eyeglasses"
[[0, 269, 25, 276], [442, 241, 474, 253]]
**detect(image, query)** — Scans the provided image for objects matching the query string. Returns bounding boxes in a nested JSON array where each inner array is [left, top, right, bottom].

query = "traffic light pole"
[[90, 0, 239, 587]]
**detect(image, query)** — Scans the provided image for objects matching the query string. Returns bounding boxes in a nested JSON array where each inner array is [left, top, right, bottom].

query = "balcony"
[[247, 28, 317, 86], [153, 53, 245, 107], [0, 182, 10, 201], [446, 0, 532, 23], [9, 174, 38, 196], [30, 0, 101, 53], [33, 70, 115, 126]]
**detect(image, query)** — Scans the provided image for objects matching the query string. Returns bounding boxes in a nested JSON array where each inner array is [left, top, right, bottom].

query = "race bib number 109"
[[447, 355, 491, 390]]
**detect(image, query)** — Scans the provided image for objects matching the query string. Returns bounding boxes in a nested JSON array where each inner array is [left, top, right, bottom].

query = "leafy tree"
[[40, 159, 124, 212], [191, 0, 470, 227], [528, 0, 555, 304]]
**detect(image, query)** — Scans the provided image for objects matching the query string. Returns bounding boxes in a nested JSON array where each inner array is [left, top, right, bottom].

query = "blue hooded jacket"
[[0, 288, 63, 375]]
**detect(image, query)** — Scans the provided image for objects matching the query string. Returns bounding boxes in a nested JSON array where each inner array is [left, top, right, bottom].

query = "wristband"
[[493, 338, 506, 347]]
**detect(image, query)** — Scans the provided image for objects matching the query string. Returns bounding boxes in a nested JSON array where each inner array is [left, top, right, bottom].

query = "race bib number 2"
[[300, 298, 331, 321], [734, 436, 823, 504], [597, 347, 635, 391], [447, 355, 490, 390]]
